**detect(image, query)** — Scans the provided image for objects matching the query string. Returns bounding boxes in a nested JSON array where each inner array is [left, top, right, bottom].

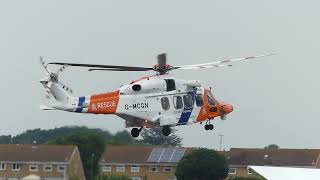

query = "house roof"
[[228, 148, 320, 167], [0, 144, 76, 163], [99, 145, 191, 164]]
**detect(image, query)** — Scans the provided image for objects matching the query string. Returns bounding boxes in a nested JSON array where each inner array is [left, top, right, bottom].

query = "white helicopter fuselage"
[[44, 74, 233, 129]]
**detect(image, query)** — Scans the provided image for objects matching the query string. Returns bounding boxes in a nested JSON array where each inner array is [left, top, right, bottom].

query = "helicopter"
[[40, 53, 274, 137]]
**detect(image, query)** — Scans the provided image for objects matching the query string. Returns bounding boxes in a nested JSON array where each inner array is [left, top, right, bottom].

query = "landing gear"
[[131, 127, 142, 138], [205, 124, 214, 130], [162, 126, 171, 136], [204, 121, 214, 131]]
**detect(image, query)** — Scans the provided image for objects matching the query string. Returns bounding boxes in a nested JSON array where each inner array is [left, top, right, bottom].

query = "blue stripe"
[[178, 89, 197, 125], [75, 96, 85, 113]]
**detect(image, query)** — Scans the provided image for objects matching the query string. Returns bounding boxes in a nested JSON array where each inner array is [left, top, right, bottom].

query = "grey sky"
[[1, 1, 319, 150]]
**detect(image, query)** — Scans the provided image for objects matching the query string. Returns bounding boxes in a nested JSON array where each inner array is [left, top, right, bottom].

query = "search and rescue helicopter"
[[40, 53, 274, 137]]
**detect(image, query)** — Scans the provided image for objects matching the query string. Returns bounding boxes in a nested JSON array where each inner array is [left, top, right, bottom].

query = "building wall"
[[228, 166, 261, 179], [0, 163, 65, 179], [68, 147, 85, 180], [100, 165, 177, 180]]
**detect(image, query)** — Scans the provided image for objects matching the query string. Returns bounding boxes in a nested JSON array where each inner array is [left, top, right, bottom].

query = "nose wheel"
[[204, 121, 214, 130], [131, 127, 143, 138]]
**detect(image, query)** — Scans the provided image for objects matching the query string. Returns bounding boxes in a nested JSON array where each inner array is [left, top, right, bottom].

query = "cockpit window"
[[165, 79, 176, 91], [195, 95, 204, 107], [183, 94, 193, 108], [207, 95, 216, 106]]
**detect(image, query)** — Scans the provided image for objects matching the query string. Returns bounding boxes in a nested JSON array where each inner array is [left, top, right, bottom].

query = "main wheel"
[[162, 126, 171, 136], [131, 128, 140, 138], [209, 124, 214, 130], [205, 125, 210, 130]]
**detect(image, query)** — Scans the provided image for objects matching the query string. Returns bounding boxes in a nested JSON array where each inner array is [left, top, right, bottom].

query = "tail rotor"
[[39, 57, 74, 100]]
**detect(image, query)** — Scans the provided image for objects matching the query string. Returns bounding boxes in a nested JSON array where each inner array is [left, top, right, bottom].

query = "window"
[[161, 97, 170, 110], [12, 163, 20, 171], [229, 167, 236, 175], [165, 79, 176, 91], [102, 165, 111, 172], [0, 163, 5, 170], [207, 95, 215, 106], [163, 166, 172, 172], [58, 165, 66, 172], [173, 96, 183, 109], [131, 165, 140, 172], [116, 165, 125, 172], [195, 95, 204, 107], [43, 164, 52, 172], [149, 165, 158, 172], [183, 95, 193, 108], [29, 164, 38, 172]]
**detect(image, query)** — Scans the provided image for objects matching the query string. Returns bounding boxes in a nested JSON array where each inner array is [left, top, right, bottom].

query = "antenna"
[[219, 134, 224, 151]]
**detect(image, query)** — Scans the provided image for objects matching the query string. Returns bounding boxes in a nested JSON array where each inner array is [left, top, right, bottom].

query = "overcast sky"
[[1, 1, 319, 150]]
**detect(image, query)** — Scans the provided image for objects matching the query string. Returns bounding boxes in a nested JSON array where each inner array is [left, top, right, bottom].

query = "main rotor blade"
[[48, 62, 153, 71], [39, 56, 50, 74], [157, 53, 167, 68], [175, 53, 276, 70], [88, 68, 153, 72]]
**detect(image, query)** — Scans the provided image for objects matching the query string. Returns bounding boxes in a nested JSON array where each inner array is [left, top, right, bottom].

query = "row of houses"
[[0, 144, 320, 180]]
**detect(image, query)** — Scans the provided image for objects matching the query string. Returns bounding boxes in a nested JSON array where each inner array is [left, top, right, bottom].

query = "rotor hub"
[[50, 73, 59, 83]]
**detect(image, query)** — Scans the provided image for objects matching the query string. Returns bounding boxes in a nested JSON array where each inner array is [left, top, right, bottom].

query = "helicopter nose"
[[221, 103, 234, 114]]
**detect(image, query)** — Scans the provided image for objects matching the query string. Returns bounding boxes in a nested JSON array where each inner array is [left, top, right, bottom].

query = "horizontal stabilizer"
[[40, 105, 56, 111]]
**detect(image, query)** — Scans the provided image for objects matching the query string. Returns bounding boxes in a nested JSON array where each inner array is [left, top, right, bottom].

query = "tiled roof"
[[99, 145, 191, 164], [227, 148, 320, 167], [0, 144, 76, 162]]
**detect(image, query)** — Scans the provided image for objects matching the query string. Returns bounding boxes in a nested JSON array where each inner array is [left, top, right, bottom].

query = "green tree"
[[109, 130, 134, 145], [140, 126, 182, 147], [49, 130, 106, 180], [264, 144, 280, 149], [0, 135, 11, 144], [175, 148, 228, 180], [10, 126, 113, 144]]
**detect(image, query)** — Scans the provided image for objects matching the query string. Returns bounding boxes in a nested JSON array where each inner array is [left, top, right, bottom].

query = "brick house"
[[99, 145, 192, 180], [226, 148, 320, 178], [0, 144, 85, 180]]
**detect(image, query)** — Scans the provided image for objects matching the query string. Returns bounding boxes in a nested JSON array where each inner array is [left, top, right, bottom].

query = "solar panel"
[[158, 148, 175, 163], [169, 148, 186, 163], [147, 148, 164, 162]]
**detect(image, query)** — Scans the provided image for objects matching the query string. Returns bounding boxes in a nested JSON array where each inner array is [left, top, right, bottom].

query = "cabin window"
[[165, 79, 176, 91], [207, 95, 215, 106], [195, 95, 204, 107], [183, 95, 193, 108], [173, 96, 183, 109], [161, 97, 170, 110]]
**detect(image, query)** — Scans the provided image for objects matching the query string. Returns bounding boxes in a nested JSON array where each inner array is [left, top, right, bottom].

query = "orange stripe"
[[88, 90, 120, 114]]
